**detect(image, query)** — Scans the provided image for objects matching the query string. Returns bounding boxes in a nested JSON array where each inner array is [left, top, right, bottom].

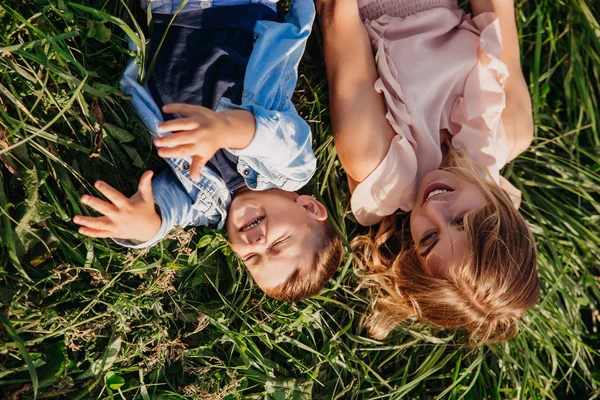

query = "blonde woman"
[[318, 0, 539, 343]]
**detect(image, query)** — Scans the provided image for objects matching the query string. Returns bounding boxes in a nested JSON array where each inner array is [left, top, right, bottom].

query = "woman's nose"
[[425, 201, 451, 225]]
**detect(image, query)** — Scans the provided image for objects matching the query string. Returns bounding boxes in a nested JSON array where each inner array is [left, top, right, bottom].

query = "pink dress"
[[351, 0, 519, 226]]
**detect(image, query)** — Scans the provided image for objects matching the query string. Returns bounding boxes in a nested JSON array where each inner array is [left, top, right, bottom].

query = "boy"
[[73, 0, 343, 301]]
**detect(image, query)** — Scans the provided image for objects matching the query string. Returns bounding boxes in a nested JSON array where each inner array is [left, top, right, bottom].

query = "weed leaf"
[[0, 314, 38, 399]]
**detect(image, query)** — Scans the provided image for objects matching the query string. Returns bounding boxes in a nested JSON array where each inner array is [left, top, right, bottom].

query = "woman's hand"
[[73, 171, 162, 242], [154, 104, 256, 182]]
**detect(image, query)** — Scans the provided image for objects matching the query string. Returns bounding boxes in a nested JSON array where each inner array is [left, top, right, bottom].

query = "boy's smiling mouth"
[[240, 216, 265, 232]]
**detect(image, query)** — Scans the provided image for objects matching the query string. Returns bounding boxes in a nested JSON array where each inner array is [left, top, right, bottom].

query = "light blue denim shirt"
[[117, 0, 316, 248]]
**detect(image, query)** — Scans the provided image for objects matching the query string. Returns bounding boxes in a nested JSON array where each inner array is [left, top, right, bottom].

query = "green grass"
[[0, 0, 599, 398]]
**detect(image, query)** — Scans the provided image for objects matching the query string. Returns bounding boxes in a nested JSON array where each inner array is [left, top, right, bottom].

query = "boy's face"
[[226, 189, 328, 293]]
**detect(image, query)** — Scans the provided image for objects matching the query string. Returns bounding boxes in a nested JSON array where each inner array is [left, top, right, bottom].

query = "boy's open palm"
[[154, 103, 255, 182], [73, 171, 162, 243]]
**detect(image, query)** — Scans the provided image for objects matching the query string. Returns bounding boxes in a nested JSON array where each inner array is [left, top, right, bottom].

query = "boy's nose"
[[248, 235, 265, 245]]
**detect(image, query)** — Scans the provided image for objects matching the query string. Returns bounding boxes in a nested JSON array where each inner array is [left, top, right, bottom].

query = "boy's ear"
[[297, 195, 328, 221]]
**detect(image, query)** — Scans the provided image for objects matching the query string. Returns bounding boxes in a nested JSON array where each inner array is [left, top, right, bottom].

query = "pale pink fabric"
[[351, 0, 516, 226]]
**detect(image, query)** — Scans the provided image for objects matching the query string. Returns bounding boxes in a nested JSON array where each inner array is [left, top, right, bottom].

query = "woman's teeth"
[[241, 217, 264, 232], [426, 189, 450, 201]]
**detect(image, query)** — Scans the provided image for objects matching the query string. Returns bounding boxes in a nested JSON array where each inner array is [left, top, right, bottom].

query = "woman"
[[318, 0, 539, 343]]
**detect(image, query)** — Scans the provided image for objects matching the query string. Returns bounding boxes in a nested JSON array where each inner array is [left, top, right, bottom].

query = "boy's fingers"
[[77, 227, 114, 238], [157, 144, 197, 159], [138, 171, 154, 202], [154, 130, 198, 146], [162, 103, 209, 117], [156, 118, 201, 134], [190, 156, 207, 183], [82, 195, 119, 217], [94, 181, 129, 208], [73, 215, 113, 231]]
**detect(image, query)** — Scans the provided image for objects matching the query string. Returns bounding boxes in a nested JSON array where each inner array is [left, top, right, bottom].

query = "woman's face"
[[410, 169, 488, 277]]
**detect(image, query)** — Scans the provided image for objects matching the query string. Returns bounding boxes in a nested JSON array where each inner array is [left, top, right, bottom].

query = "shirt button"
[[200, 0, 211, 8], [183, 162, 190, 171], [242, 168, 250, 177], [200, 193, 206, 200]]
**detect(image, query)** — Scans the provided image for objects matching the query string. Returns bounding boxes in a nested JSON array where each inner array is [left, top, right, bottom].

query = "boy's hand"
[[73, 171, 162, 243], [154, 104, 255, 182]]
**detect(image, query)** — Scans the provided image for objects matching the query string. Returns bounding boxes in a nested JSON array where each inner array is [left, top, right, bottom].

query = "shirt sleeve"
[[112, 169, 206, 249], [119, 37, 166, 140], [227, 102, 316, 191], [226, 0, 317, 191]]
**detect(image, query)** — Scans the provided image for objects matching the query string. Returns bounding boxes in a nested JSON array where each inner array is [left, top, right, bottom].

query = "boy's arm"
[[154, 103, 316, 192], [74, 169, 206, 249], [154, 104, 256, 183], [225, 0, 316, 190], [317, 0, 396, 190], [471, 0, 534, 161], [228, 104, 317, 191]]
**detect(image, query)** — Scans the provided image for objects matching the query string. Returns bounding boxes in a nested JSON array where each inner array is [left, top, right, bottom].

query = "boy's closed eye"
[[242, 236, 291, 265]]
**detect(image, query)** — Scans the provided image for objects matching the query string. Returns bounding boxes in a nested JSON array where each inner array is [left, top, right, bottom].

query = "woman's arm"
[[318, 0, 396, 190], [471, 0, 534, 161]]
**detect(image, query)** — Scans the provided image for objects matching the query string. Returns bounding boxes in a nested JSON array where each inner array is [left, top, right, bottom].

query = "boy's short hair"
[[265, 221, 343, 302]]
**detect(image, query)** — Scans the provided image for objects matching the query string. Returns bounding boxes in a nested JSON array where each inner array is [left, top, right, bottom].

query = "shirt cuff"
[[111, 204, 171, 249]]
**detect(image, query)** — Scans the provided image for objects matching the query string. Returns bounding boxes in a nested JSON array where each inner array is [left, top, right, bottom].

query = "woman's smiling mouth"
[[423, 183, 454, 205]]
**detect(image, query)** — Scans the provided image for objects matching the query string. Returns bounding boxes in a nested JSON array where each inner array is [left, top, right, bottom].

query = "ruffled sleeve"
[[449, 12, 509, 180], [350, 135, 419, 226], [449, 12, 521, 206]]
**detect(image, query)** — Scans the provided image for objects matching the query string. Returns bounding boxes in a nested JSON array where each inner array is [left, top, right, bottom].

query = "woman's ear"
[[297, 195, 328, 221]]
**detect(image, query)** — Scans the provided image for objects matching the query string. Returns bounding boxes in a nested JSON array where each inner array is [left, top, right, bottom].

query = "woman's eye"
[[453, 215, 465, 227], [420, 231, 437, 245]]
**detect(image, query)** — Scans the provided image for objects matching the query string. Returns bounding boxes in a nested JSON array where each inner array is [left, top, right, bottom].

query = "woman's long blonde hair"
[[352, 149, 539, 344]]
